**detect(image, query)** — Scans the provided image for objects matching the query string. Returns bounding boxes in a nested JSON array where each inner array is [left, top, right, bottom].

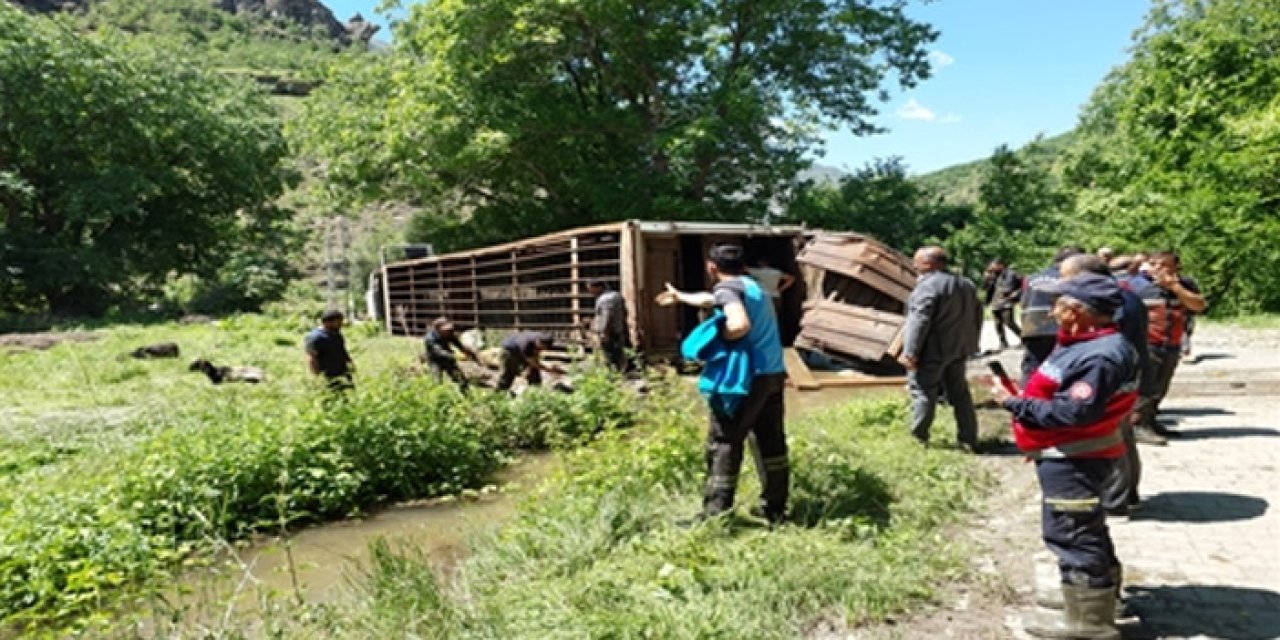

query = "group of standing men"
[[899, 244, 1205, 639]]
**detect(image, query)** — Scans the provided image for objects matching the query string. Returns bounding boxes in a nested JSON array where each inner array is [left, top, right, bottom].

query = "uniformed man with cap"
[[991, 273, 1139, 640]]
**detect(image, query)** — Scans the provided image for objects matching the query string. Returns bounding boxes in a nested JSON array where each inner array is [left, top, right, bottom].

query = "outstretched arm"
[[661, 282, 716, 308]]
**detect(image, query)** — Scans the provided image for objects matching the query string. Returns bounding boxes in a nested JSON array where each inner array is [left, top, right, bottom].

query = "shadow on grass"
[[788, 463, 893, 529]]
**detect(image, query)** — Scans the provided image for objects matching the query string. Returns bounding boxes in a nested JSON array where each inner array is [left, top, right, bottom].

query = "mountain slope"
[[914, 130, 1077, 204]]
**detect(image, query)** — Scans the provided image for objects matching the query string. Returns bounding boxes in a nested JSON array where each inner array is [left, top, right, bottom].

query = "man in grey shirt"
[[587, 279, 629, 370], [899, 246, 982, 450]]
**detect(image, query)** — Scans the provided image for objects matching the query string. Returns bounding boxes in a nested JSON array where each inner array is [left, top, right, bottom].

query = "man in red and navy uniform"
[[992, 273, 1138, 639], [1128, 250, 1207, 443]]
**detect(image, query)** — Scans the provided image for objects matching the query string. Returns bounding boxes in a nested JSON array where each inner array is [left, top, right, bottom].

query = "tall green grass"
[[313, 393, 989, 639], [0, 317, 637, 631]]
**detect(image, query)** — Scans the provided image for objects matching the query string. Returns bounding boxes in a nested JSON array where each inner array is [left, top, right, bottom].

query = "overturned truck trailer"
[[380, 221, 808, 358], [380, 222, 918, 369]]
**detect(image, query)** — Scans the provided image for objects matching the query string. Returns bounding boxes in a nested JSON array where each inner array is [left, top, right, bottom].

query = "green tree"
[[0, 6, 294, 314], [1068, 0, 1280, 313], [787, 156, 966, 252], [296, 0, 937, 252], [945, 140, 1068, 276]]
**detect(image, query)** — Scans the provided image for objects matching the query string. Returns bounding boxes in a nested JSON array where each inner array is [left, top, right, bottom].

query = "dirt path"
[[847, 323, 1280, 639]]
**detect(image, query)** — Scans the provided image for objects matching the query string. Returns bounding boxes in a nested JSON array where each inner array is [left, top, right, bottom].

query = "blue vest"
[[738, 276, 786, 375]]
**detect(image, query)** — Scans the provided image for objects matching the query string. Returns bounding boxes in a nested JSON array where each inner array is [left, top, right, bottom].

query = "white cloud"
[[897, 98, 936, 121], [929, 50, 955, 68], [939, 113, 963, 124]]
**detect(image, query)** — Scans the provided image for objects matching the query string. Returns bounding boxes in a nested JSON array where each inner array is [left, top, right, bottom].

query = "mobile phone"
[[987, 359, 1019, 394]]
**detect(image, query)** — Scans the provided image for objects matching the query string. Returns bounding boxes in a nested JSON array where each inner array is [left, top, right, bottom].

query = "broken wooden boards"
[[793, 233, 917, 366]]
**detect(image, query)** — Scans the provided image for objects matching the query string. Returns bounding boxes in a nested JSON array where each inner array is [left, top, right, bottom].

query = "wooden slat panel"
[[795, 299, 906, 361], [795, 233, 917, 303]]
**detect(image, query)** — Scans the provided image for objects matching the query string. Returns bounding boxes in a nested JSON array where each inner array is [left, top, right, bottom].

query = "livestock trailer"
[[380, 220, 809, 358]]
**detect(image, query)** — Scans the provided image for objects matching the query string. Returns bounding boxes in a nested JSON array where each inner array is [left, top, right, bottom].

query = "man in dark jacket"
[[899, 246, 983, 450], [983, 259, 1023, 349], [991, 273, 1138, 639], [424, 317, 477, 389], [496, 331, 564, 391], [305, 310, 354, 390], [587, 279, 630, 371]]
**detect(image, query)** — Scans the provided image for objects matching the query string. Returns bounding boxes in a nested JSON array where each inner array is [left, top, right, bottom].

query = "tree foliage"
[[787, 156, 968, 253], [944, 139, 1071, 275], [0, 5, 295, 314], [1066, 0, 1280, 313], [296, 0, 937, 252], [80, 0, 342, 77]]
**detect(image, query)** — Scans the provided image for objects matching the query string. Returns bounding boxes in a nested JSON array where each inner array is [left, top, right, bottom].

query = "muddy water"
[[167, 385, 897, 620], [165, 454, 556, 623]]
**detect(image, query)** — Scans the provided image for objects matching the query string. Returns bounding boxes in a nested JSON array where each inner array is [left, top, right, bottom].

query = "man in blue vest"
[[666, 243, 789, 524]]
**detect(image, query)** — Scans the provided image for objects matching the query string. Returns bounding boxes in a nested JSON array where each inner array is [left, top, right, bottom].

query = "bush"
[[0, 372, 638, 629]]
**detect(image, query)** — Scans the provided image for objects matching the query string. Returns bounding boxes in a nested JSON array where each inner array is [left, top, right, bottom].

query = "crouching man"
[[424, 317, 478, 390], [990, 274, 1139, 639], [496, 331, 563, 391]]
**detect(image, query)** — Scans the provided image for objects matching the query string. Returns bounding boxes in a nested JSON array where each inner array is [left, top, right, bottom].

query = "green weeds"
[[312, 393, 989, 639], [0, 317, 637, 631]]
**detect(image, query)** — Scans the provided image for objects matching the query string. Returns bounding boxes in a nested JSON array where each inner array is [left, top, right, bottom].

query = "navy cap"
[[1041, 273, 1123, 316]]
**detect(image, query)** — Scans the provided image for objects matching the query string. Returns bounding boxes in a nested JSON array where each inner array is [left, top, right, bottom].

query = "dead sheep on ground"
[[189, 359, 266, 384], [129, 342, 180, 359]]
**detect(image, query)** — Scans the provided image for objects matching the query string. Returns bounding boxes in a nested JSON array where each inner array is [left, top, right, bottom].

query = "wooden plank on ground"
[[811, 372, 907, 389], [784, 347, 822, 390]]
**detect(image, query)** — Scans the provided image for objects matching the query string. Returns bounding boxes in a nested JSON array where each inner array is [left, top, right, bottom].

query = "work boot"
[[748, 505, 786, 526], [1024, 584, 1120, 639], [1133, 425, 1168, 446], [1036, 567, 1127, 619], [1033, 559, 1065, 610]]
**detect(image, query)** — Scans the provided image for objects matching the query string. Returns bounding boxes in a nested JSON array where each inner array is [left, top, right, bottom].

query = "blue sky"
[[323, 0, 1151, 175]]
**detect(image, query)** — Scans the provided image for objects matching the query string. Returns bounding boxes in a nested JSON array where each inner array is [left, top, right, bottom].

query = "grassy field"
[[0, 314, 636, 633], [2, 315, 989, 637], [273, 393, 990, 639]]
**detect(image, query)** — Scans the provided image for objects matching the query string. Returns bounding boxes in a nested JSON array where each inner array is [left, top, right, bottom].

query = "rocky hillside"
[[9, 0, 378, 44]]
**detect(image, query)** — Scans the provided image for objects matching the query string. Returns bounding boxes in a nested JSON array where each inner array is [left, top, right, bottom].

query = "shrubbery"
[[0, 370, 637, 629]]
